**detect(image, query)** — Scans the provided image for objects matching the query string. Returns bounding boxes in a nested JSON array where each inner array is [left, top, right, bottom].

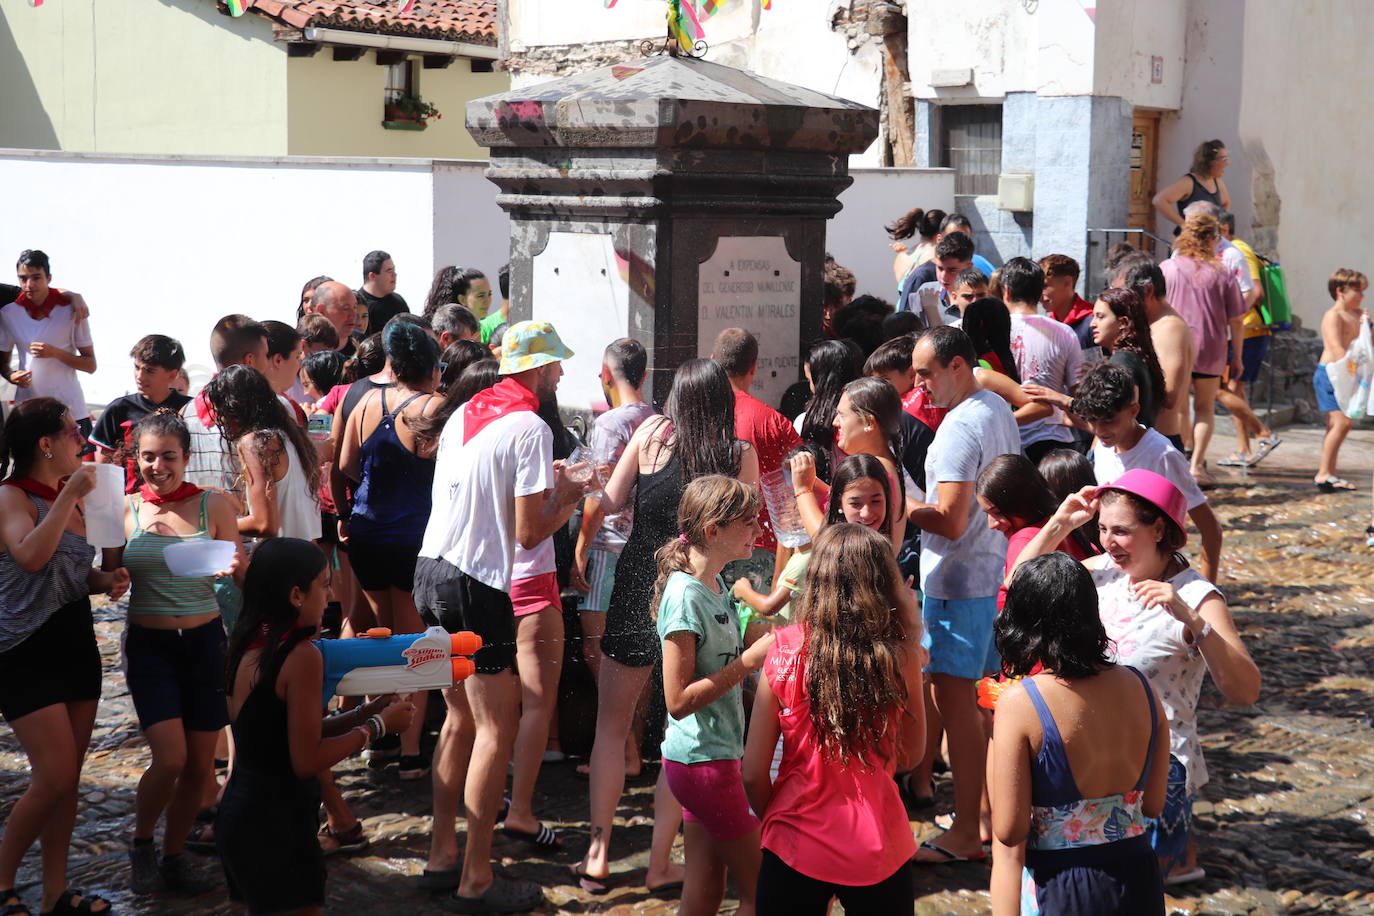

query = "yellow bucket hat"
[[498, 320, 575, 375]]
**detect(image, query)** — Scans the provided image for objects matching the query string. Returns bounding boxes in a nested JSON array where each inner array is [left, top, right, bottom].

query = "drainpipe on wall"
[[301, 26, 501, 60]]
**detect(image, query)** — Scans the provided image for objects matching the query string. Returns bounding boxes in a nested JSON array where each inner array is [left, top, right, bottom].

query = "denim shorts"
[[1313, 364, 1340, 414], [921, 594, 998, 680]]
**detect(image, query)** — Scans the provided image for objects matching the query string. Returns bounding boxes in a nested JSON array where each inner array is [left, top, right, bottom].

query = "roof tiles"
[[230, 0, 497, 45]]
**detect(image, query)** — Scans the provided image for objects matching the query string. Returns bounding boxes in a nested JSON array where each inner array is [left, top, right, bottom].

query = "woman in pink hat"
[[1008, 468, 1259, 889]]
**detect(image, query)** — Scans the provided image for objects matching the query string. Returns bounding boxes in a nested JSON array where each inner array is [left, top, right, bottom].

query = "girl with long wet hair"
[[795, 339, 862, 482]]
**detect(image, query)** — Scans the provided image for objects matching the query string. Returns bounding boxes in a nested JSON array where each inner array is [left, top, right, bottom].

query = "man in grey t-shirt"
[[908, 326, 1022, 864]]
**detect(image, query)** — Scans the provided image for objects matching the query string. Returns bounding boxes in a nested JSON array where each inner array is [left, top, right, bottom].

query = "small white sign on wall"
[[531, 231, 631, 412], [696, 236, 801, 409]]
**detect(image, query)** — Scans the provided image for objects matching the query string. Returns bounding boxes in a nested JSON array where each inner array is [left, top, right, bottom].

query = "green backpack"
[[1257, 255, 1291, 326]]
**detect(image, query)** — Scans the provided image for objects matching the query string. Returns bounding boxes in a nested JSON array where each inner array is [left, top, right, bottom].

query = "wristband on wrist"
[[367, 714, 386, 740]]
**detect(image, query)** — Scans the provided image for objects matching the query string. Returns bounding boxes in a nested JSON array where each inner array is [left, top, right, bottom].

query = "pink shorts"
[[662, 757, 759, 841], [510, 572, 561, 618]]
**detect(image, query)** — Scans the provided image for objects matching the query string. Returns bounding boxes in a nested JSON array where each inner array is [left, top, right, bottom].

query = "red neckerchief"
[[139, 482, 203, 505], [462, 377, 539, 444], [1, 476, 63, 501], [194, 389, 216, 427], [14, 289, 69, 322], [901, 386, 949, 431], [1055, 294, 1094, 327]]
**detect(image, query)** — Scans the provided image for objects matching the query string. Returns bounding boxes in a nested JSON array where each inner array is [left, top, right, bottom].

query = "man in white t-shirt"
[[415, 320, 588, 912], [1074, 361, 1223, 582], [0, 250, 97, 446], [1000, 256, 1084, 463]]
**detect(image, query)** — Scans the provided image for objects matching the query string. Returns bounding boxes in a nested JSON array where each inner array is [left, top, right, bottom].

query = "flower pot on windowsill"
[[382, 118, 428, 130]]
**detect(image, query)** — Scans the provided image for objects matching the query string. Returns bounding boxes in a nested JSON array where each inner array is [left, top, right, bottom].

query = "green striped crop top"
[[124, 492, 221, 618]]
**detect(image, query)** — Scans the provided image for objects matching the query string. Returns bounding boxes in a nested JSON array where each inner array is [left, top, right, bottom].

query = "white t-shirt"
[[920, 389, 1023, 599], [0, 302, 93, 420], [1219, 241, 1255, 296], [1090, 553, 1222, 794], [512, 538, 556, 582], [1009, 312, 1082, 447], [1092, 427, 1207, 510], [421, 408, 554, 592]]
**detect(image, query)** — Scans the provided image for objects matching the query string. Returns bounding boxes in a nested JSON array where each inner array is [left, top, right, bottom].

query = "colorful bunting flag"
[[605, 0, 619, 7], [396, 0, 416, 11], [667, 0, 704, 54], [700, 0, 725, 15], [225, 0, 247, 16], [29, 0, 44, 7]]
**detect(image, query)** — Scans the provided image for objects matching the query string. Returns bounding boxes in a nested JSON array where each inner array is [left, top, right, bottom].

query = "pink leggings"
[[662, 757, 759, 841]]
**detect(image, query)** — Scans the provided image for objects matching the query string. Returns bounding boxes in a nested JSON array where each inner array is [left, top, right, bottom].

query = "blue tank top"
[[349, 389, 435, 546]]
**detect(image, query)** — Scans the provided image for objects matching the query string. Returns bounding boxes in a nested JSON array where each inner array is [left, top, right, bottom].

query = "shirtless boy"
[[1114, 255, 1195, 451], [1313, 268, 1369, 492]]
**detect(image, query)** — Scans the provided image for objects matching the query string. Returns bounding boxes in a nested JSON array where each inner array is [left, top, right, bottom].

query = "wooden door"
[[1128, 110, 1160, 231]]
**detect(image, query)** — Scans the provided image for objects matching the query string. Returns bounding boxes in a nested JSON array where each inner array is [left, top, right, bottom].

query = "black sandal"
[[1, 888, 32, 916], [39, 889, 111, 916]]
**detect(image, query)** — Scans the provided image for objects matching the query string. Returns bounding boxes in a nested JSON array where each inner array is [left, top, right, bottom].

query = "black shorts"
[[0, 598, 101, 723], [1190, 371, 1220, 380], [349, 540, 419, 593], [414, 557, 515, 675], [123, 619, 230, 732]]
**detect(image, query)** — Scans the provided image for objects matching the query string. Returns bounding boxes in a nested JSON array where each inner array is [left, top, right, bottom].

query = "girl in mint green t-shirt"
[[655, 475, 775, 916]]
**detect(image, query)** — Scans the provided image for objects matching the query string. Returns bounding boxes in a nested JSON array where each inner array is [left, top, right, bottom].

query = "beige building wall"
[[0, 0, 288, 154], [286, 52, 507, 159]]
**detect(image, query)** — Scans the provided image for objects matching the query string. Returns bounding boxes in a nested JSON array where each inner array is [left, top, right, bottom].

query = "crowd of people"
[[0, 138, 1366, 915]]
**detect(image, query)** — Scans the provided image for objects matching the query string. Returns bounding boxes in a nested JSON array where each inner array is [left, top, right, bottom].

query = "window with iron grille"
[[939, 104, 1004, 196]]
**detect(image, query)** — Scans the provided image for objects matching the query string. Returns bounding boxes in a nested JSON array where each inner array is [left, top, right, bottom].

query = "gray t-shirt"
[[589, 401, 657, 552], [920, 389, 1023, 599]]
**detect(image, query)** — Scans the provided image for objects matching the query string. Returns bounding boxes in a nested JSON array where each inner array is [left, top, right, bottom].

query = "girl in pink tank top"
[[742, 523, 927, 915]]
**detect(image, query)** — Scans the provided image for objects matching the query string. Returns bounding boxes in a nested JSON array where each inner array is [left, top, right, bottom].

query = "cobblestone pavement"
[[3, 423, 1374, 915]]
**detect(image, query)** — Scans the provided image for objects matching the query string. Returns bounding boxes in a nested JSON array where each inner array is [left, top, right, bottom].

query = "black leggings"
[[756, 849, 913, 916]]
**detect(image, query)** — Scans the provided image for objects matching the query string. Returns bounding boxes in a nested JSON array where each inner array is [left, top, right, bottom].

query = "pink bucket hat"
[[1097, 469, 1189, 544]]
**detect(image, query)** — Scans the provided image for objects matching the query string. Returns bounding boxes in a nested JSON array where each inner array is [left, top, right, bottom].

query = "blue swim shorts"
[[921, 594, 998, 680]]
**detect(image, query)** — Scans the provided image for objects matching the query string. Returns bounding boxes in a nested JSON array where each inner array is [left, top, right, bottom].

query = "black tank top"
[[229, 632, 314, 793], [1174, 173, 1223, 230]]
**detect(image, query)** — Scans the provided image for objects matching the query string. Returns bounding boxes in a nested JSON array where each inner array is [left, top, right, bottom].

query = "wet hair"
[[133, 409, 192, 454], [864, 333, 916, 377], [1038, 253, 1081, 283], [712, 328, 759, 378], [842, 376, 904, 468], [955, 267, 989, 290], [225, 537, 329, 694], [975, 454, 1059, 528], [659, 358, 742, 483], [438, 339, 490, 392], [604, 337, 648, 389], [824, 452, 895, 531], [363, 250, 392, 281], [0, 397, 69, 479], [933, 231, 974, 263], [800, 339, 862, 480], [650, 475, 760, 620], [1329, 268, 1369, 301], [1117, 255, 1167, 301], [431, 304, 480, 340], [297, 314, 340, 351], [422, 265, 488, 320], [940, 213, 973, 235], [498, 262, 510, 300], [1103, 243, 1137, 276], [412, 352, 499, 446], [823, 257, 857, 308], [262, 320, 303, 360], [1098, 487, 1186, 556], [1174, 213, 1222, 264], [961, 298, 1020, 384], [1070, 360, 1138, 422], [203, 365, 319, 493], [833, 296, 894, 359], [881, 310, 921, 341], [794, 523, 912, 764], [1000, 256, 1045, 305], [922, 325, 978, 370], [208, 314, 269, 370], [130, 334, 186, 372], [1094, 288, 1165, 406], [341, 333, 385, 383], [1189, 139, 1226, 177], [301, 349, 346, 397], [1037, 448, 1101, 556], [16, 249, 51, 275], [383, 319, 440, 388], [886, 207, 945, 242], [448, 359, 500, 406], [996, 553, 1110, 679]]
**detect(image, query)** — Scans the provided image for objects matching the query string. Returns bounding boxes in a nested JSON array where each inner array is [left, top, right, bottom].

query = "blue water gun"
[[316, 626, 482, 707]]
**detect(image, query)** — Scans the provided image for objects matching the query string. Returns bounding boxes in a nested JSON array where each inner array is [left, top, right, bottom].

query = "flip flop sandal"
[[912, 839, 987, 865], [446, 875, 544, 913], [1316, 476, 1357, 492], [1, 888, 32, 916], [184, 821, 217, 855], [569, 865, 611, 895], [38, 889, 111, 916], [499, 823, 561, 850], [1163, 866, 1206, 886], [646, 879, 683, 897], [1253, 436, 1281, 461], [418, 864, 463, 892], [318, 821, 369, 856], [1216, 452, 1254, 467]]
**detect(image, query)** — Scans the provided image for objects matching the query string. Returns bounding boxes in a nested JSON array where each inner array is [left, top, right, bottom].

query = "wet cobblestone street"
[[3, 424, 1374, 915]]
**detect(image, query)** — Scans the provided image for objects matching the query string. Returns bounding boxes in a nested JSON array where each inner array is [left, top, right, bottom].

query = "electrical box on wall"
[[997, 173, 1034, 212]]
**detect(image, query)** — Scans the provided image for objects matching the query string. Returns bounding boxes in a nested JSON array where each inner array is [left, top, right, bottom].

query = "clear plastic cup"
[[85, 463, 127, 548]]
